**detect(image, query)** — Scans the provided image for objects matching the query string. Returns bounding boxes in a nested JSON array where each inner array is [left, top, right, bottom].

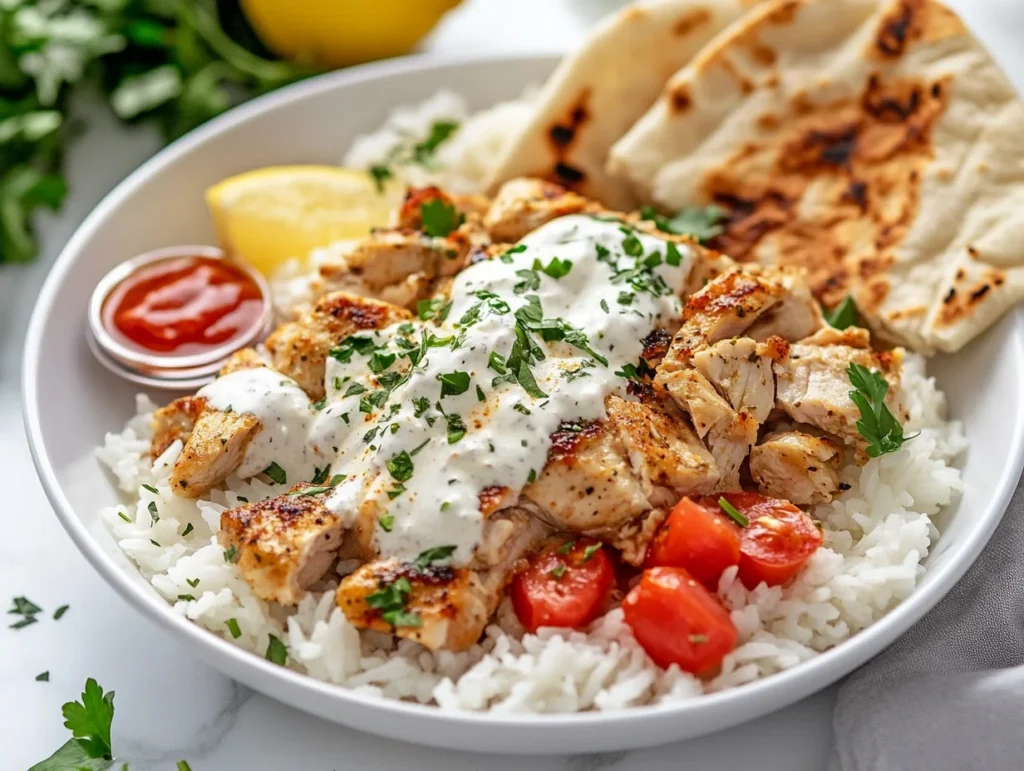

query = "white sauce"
[[204, 215, 695, 564]]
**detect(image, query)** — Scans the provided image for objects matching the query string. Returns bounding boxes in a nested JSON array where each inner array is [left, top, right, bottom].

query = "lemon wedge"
[[205, 166, 404, 276]]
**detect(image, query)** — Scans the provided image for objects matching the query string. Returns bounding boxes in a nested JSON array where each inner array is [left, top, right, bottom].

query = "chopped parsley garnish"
[[186, 578, 200, 588], [527, 469, 537, 483], [263, 462, 287, 485], [386, 484, 406, 500], [386, 451, 414, 482], [36, 671, 49, 682], [621, 232, 644, 257], [550, 563, 567, 580], [535, 256, 573, 279], [360, 389, 389, 413], [368, 351, 396, 373], [665, 241, 683, 267], [414, 545, 457, 570], [582, 543, 602, 562], [367, 577, 421, 628], [226, 618, 242, 639], [417, 297, 453, 321], [363, 427, 379, 444], [445, 413, 467, 444], [413, 397, 431, 417], [265, 634, 288, 665], [825, 296, 860, 330], [476, 384, 486, 402], [420, 197, 464, 238], [379, 515, 395, 532], [513, 403, 531, 415], [847, 362, 911, 457], [564, 360, 595, 382], [330, 335, 378, 364], [142, 484, 158, 494], [718, 497, 749, 527], [344, 382, 367, 397], [311, 466, 330, 485], [488, 351, 507, 374], [500, 244, 527, 263], [640, 204, 725, 242], [177, 594, 196, 602], [53, 605, 69, 621], [412, 120, 460, 164], [117, 511, 132, 523], [369, 164, 393, 193], [514, 267, 541, 295], [147, 501, 159, 524], [181, 522, 194, 537], [438, 370, 471, 397], [311, 397, 327, 411], [615, 358, 655, 382], [557, 540, 576, 555], [224, 546, 239, 563], [600, 299, 610, 313]]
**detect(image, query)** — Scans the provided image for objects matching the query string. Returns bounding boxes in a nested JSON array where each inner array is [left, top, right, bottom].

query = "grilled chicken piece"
[[749, 431, 842, 506], [523, 392, 717, 564], [337, 508, 547, 651], [660, 268, 787, 370], [265, 291, 411, 400], [774, 341, 905, 453], [219, 348, 267, 376], [170, 409, 261, 498], [483, 178, 595, 242], [395, 186, 488, 231], [219, 485, 345, 605], [745, 267, 825, 342], [691, 337, 779, 425], [151, 396, 207, 459]]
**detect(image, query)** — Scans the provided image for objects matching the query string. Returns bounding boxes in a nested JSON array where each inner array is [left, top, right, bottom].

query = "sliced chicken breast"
[[750, 431, 842, 506], [170, 409, 261, 498], [523, 391, 717, 564], [337, 507, 547, 650], [219, 485, 345, 605]]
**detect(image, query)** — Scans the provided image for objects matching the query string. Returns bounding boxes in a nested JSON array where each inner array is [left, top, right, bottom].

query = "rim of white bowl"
[[21, 50, 1024, 744]]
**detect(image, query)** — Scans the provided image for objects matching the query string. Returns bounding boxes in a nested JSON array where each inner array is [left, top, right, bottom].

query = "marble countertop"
[[4, 0, 1023, 767]]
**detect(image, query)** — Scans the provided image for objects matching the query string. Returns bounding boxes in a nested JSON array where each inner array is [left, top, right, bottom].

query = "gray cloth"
[[831, 476, 1024, 771]]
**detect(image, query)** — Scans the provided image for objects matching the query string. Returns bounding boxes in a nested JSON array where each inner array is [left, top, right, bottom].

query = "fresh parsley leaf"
[[369, 164, 392, 194], [438, 370, 470, 397], [53, 605, 69, 621], [223, 546, 238, 563], [262, 462, 287, 485], [414, 545, 457, 570], [582, 543, 602, 562], [550, 563, 567, 579], [445, 413, 467, 444], [640, 205, 725, 242], [847, 362, 910, 457], [61, 678, 115, 760], [311, 466, 330, 485], [825, 296, 860, 330], [412, 120, 459, 164], [382, 609, 423, 628], [420, 198, 464, 238], [379, 515, 395, 532], [386, 451, 414, 482], [718, 497, 749, 527], [36, 671, 50, 682]]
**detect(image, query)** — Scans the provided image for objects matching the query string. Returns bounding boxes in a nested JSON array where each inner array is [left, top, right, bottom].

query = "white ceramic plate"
[[22, 52, 1024, 755]]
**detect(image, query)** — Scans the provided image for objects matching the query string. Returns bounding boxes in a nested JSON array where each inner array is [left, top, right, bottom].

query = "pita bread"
[[486, 0, 760, 211], [609, 0, 1024, 354]]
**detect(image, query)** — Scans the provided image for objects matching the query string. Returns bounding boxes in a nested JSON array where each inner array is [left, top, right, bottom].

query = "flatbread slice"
[[609, 0, 1024, 354], [486, 0, 760, 211]]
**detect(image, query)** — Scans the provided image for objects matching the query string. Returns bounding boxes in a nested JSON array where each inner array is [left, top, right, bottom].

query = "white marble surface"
[[4, 0, 1024, 767]]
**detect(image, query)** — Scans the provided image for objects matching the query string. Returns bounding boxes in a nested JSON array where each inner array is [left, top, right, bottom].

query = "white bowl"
[[22, 52, 1024, 755]]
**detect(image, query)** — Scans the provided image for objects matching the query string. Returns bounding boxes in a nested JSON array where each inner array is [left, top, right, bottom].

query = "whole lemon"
[[240, 0, 464, 69]]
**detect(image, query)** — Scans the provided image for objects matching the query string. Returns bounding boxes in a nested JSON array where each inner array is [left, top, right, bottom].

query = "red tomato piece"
[[645, 497, 741, 588], [714, 493, 824, 589], [622, 566, 737, 674], [511, 539, 615, 632]]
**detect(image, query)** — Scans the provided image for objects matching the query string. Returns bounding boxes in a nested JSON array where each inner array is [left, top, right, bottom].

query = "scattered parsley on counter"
[[29, 677, 116, 769], [9, 595, 42, 628]]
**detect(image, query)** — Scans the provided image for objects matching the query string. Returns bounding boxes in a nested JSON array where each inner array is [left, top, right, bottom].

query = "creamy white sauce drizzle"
[[205, 215, 695, 564]]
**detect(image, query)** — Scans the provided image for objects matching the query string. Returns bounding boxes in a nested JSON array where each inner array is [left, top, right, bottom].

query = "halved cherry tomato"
[[511, 538, 615, 632], [713, 492, 824, 589], [622, 566, 736, 673], [645, 497, 741, 588]]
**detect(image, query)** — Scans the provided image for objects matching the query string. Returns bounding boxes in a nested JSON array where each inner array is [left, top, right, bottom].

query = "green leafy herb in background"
[[639, 205, 726, 243], [31, 678, 115, 770], [0, 0, 317, 264]]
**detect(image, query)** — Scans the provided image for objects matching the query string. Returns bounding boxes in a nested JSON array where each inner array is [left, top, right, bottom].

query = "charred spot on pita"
[[876, 0, 923, 58], [554, 162, 585, 184], [549, 125, 575, 147], [669, 85, 691, 113], [843, 180, 869, 209], [673, 8, 711, 37]]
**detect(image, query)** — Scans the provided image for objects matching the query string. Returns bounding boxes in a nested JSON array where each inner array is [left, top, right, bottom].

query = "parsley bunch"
[[0, 0, 315, 263]]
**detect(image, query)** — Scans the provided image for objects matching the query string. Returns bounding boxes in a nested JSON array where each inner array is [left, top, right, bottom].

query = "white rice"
[[97, 355, 965, 713], [270, 89, 533, 317]]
